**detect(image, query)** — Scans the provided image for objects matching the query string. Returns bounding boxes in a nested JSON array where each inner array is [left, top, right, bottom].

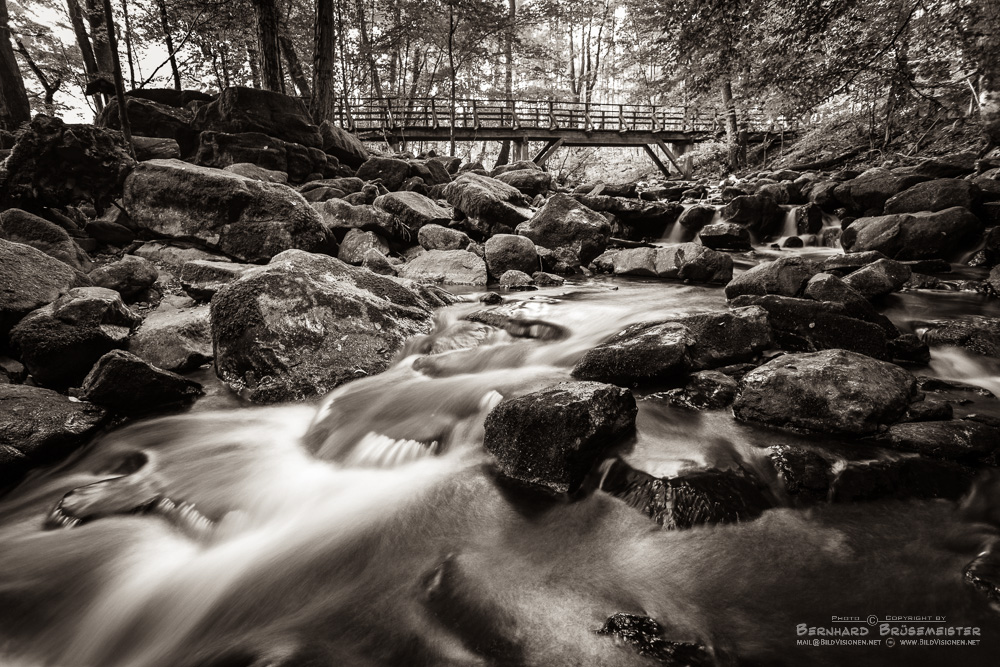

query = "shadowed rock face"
[[0, 385, 107, 491], [124, 159, 333, 264], [483, 381, 637, 494], [211, 250, 436, 403], [9, 287, 142, 390], [733, 349, 918, 435], [600, 458, 772, 530], [0, 209, 92, 271]]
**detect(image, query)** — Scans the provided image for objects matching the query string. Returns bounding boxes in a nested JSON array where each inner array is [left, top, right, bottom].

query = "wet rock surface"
[[211, 250, 435, 403], [483, 382, 637, 493], [600, 458, 771, 529], [79, 350, 202, 415], [598, 613, 713, 666], [0, 385, 107, 490], [733, 350, 917, 434]]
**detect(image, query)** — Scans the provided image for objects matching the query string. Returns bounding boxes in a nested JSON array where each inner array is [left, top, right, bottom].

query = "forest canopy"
[[1, 0, 999, 162]]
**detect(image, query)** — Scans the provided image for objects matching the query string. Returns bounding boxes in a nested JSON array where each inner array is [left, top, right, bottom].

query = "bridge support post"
[[642, 145, 672, 179], [532, 138, 564, 167]]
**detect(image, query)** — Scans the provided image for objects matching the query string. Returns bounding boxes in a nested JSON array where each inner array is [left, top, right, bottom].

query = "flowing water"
[[1, 263, 1000, 666]]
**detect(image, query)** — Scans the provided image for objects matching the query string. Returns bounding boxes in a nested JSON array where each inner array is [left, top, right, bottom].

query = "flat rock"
[[129, 304, 213, 372]]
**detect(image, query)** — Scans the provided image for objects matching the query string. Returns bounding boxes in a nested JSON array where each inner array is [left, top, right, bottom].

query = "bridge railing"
[[342, 97, 799, 135]]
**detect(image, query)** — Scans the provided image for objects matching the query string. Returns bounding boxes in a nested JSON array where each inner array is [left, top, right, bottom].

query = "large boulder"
[[841, 258, 911, 299], [396, 249, 488, 286], [572, 308, 771, 384], [0, 239, 90, 336], [193, 86, 322, 149], [484, 234, 539, 277], [650, 243, 733, 283], [337, 228, 389, 265], [833, 168, 928, 214], [356, 156, 412, 191], [575, 196, 683, 240], [723, 256, 816, 299], [840, 207, 983, 260], [733, 350, 917, 434], [417, 224, 471, 251], [599, 459, 771, 529], [211, 250, 434, 403], [79, 350, 202, 415], [572, 322, 692, 385], [731, 295, 891, 360], [720, 194, 784, 238], [319, 121, 369, 168], [698, 222, 751, 250], [129, 303, 213, 372], [9, 287, 142, 389], [495, 169, 552, 197], [483, 381, 637, 493], [373, 191, 451, 230], [677, 204, 717, 232], [87, 255, 159, 300], [923, 317, 1000, 358], [442, 173, 532, 229], [0, 115, 135, 211], [124, 159, 331, 263], [802, 272, 898, 334], [612, 245, 732, 283], [97, 96, 198, 154], [0, 385, 107, 489], [883, 179, 982, 214], [0, 208, 91, 271], [516, 193, 611, 266], [312, 198, 412, 245], [194, 131, 328, 183]]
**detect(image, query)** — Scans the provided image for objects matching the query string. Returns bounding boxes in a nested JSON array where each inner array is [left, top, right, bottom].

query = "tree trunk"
[[356, 0, 383, 100], [311, 0, 337, 123], [720, 79, 742, 169], [496, 0, 515, 167], [279, 22, 310, 97], [448, 1, 456, 156], [154, 0, 181, 90], [84, 0, 114, 77], [65, 0, 104, 110], [120, 0, 135, 88], [14, 38, 61, 115], [101, 0, 132, 155], [0, 0, 31, 130], [250, 0, 283, 91]]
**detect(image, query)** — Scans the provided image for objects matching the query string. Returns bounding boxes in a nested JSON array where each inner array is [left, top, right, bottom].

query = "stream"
[[1, 246, 999, 666]]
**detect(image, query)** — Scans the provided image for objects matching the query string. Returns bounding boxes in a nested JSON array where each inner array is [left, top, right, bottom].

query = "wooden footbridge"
[[341, 97, 800, 177]]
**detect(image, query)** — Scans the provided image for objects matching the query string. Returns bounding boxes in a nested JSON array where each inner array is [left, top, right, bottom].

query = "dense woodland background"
[[1, 0, 999, 178]]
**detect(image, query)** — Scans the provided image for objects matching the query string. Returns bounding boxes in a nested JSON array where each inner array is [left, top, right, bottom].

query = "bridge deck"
[[344, 97, 798, 144]]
